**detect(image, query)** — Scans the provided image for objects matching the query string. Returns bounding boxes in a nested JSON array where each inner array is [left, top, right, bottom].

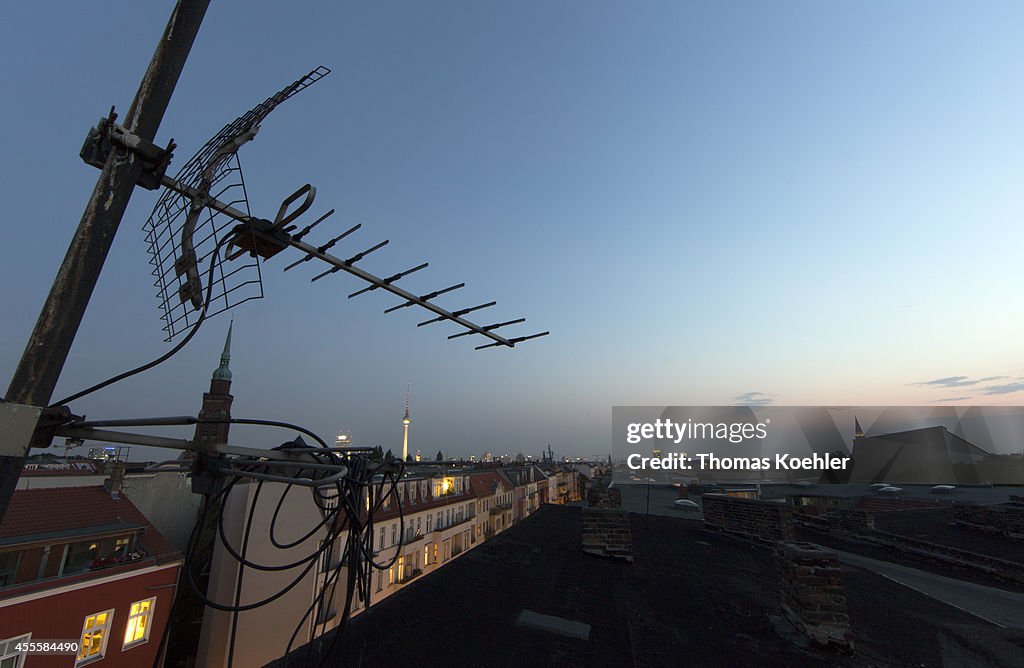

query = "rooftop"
[[760, 482, 1024, 506], [0, 485, 180, 562], [274, 505, 1019, 667]]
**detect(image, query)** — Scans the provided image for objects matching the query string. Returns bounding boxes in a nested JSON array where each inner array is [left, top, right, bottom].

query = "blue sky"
[[2, 1, 1022, 459]]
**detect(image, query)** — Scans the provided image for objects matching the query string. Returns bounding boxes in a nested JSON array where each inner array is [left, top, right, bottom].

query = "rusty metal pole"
[[0, 0, 212, 522]]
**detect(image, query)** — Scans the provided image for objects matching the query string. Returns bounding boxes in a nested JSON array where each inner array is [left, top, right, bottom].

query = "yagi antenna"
[[348, 262, 429, 299], [142, 66, 331, 341], [134, 65, 547, 350], [385, 283, 464, 314]]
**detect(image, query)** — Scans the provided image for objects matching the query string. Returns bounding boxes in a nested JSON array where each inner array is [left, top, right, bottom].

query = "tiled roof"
[[0, 486, 181, 561], [469, 471, 504, 497]]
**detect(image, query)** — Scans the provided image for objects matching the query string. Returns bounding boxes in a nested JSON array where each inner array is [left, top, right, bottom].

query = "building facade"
[[196, 464, 581, 667], [0, 486, 182, 668]]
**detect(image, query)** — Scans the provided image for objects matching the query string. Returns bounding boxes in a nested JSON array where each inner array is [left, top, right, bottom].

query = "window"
[[318, 541, 334, 573], [63, 541, 98, 575], [0, 552, 20, 588], [314, 584, 335, 625], [63, 536, 135, 575], [76, 609, 113, 665], [1, 633, 31, 668], [391, 525, 396, 546], [379, 527, 385, 550], [424, 545, 429, 565], [123, 598, 155, 649]]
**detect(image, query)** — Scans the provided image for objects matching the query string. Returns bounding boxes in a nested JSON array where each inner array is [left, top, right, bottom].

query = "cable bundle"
[[172, 442, 405, 668]]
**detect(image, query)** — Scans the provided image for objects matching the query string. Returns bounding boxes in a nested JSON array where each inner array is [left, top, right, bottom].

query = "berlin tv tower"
[[402, 384, 411, 461]]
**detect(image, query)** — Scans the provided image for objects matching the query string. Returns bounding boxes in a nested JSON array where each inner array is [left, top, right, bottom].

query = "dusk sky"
[[2, 1, 1022, 460]]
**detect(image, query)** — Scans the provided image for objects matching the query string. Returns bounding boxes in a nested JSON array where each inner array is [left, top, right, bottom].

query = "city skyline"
[[2, 1, 1023, 460]]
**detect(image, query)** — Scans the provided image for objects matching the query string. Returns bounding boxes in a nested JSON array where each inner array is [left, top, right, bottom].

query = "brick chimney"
[[776, 542, 853, 651], [104, 461, 126, 499]]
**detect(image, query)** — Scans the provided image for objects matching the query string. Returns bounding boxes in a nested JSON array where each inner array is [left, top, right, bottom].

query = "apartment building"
[[197, 464, 580, 667], [0, 486, 182, 668]]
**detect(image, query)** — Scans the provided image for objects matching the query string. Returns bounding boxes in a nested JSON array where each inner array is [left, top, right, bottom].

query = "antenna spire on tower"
[[402, 384, 411, 461]]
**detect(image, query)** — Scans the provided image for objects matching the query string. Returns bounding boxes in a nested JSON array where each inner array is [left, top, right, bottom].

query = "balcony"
[[432, 515, 472, 533], [489, 502, 512, 516], [401, 531, 425, 546], [398, 568, 423, 585]]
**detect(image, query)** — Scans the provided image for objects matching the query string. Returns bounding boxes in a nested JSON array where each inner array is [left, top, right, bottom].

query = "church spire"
[[190, 321, 235, 456], [212, 321, 233, 382]]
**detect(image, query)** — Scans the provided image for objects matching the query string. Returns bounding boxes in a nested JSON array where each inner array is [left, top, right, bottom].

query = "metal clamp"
[[80, 108, 176, 190], [0, 402, 42, 457]]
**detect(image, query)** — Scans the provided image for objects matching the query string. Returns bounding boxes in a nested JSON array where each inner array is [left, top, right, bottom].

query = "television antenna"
[[134, 66, 548, 350]]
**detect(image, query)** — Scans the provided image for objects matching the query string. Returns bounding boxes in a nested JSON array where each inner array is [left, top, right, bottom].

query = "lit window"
[[1, 633, 32, 668], [76, 609, 113, 665], [114, 537, 131, 554], [123, 598, 155, 648], [424, 545, 429, 564]]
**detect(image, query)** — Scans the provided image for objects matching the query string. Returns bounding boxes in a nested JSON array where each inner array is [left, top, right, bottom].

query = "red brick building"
[[0, 486, 182, 667]]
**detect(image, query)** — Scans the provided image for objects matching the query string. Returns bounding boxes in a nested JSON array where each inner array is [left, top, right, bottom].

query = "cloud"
[[733, 392, 772, 406], [913, 376, 974, 387], [933, 396, 972, 402], [980, 381, 1024, 395], [913, 375, 1008, 388]]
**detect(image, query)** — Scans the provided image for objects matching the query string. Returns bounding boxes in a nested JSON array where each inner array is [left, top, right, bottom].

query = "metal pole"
[[0, 0, 212, 522]]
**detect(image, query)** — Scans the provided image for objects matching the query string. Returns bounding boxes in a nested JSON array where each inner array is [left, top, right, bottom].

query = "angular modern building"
[[848, 425, 999, 484]]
